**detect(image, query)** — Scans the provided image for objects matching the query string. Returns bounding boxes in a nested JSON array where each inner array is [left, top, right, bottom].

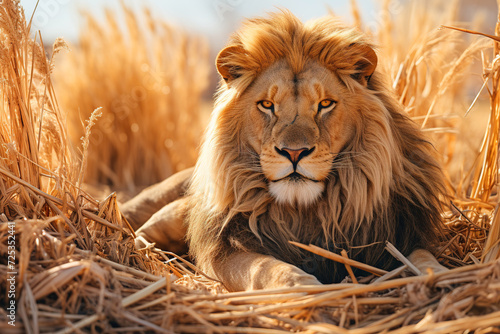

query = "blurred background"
[[21, 0, 497, 96], [22, 1, 378, 48], [2, 2, 500, 327], [20, 1, 497, 44], [17, 0, 499, 199]]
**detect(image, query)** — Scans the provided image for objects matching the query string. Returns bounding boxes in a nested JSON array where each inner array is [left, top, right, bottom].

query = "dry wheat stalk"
[[53, 4, 210, 196], [1, 0, 500, 333]]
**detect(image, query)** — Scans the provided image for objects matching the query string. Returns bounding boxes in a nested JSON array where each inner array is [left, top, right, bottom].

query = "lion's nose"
[[275, 146, 315, 166]]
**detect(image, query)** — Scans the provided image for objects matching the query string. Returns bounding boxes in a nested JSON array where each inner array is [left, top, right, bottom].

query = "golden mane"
[[187, 11, 446, 283]]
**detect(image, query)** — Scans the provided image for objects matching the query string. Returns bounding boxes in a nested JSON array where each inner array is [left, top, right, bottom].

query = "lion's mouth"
[[268, 171, 325, 206], [272, 172, 319, 183]]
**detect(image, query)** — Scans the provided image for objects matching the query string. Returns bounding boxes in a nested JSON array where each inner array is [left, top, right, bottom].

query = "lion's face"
[[239, 59, 358, 206], [188, 12, 447, 288]]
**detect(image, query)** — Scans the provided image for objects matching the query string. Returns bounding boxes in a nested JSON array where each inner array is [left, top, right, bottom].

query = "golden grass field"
[[1, 0, 500, 332]]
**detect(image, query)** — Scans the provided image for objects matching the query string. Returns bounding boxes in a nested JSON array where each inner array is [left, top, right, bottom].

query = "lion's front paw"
[[408, 249, 448, 275], [215, 253, 322, 291], [262, 264, 322, 289], [284, 272, 322, 287]]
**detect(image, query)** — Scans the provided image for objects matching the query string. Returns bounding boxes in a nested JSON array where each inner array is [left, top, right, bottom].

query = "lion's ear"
[[350, 44, 377, 86], [216, 45, 246, 83]]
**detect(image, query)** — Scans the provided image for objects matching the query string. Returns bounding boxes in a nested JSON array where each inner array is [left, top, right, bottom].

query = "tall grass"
[[459, 6, 500, 262], [53, 5, 210, 194], [349, 0, 497, 266], [1, 0, 500, 332], [365, 0, 489, 182], [427, 5, 500, 262], [0, 0, 77, 205]]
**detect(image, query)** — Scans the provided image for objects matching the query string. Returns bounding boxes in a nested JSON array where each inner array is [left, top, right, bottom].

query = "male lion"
[[121, 11, 448, 291]]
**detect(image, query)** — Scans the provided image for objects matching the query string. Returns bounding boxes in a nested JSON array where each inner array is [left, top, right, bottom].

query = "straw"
[[1, 0, 500, 332]]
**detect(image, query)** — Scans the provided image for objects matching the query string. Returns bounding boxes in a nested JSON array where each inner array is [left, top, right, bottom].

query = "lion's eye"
[[257, 100, 275, 114], [318, 99, 336, 114]]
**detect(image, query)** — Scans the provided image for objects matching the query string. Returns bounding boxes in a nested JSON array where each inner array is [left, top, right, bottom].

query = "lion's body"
[[123, 11, 447, 291]]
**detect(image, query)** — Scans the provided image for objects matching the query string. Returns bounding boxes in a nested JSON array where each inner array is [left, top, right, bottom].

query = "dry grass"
[[1, 0, 500, 333], [0, 3, 75, 198], [359, 0, 499, 269], [53, 4, 210, 195], [368, 1, 490, 183]]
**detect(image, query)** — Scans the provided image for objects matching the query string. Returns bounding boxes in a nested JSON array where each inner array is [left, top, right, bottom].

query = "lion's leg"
[[211, 252, 321, 291], [408, 248, 448, 274], [120, 167, 193, 230], [134, 196, 189, 254]]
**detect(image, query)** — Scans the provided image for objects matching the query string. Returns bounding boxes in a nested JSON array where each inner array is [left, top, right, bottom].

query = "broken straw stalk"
[[1, 0, 500, 332]]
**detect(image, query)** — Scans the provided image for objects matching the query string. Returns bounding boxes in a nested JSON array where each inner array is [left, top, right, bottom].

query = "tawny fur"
[[186, 11, 447, 286]]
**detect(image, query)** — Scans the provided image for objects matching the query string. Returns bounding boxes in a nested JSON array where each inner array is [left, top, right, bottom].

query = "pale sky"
[[20, 0, 380, 50], [19, 1, 496, 52]]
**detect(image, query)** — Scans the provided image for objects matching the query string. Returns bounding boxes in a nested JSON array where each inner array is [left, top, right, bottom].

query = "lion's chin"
[[269, 180, 324, 206]]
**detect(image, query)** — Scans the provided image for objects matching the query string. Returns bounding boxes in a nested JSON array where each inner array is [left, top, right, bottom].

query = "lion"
[[121, 11, 448, 291]]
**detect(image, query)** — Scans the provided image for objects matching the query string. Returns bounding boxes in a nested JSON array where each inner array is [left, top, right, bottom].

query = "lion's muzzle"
[[274, 146, 315, 169]]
